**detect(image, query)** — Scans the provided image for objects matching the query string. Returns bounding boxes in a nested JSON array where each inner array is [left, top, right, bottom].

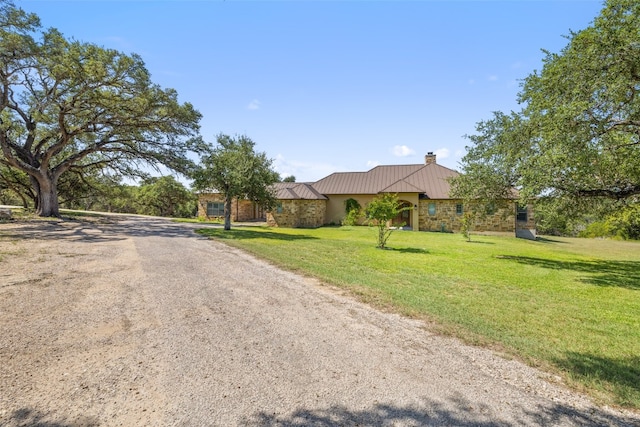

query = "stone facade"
[[197, 194, 262, 222], [266, 199, 326, 228], [197, 193, 223, 220], [198, 193, 533, 235], [418, 199, 532, 233]]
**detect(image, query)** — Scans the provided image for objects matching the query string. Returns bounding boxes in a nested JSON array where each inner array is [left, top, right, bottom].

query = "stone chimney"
[[425, 152, 436, 165]]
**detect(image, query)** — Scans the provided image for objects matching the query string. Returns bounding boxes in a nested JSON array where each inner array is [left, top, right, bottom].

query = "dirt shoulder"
[[1, 217, 162, 426]]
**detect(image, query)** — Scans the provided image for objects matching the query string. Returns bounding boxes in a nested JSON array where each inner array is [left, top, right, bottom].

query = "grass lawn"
[[196, 225, 640, 410]]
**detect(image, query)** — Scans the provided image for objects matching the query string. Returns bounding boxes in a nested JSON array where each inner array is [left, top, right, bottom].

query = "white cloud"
[[488, 75, 499, 82], [247, 99, 261, 110], [392, 145, 415, 157], [434, 148, 450, 159], [468, 78, 476, 85]]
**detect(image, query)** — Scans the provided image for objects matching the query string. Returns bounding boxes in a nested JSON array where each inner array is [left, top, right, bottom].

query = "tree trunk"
[[34, 174, 60, 217], [18, 193, 29, 209], [224, 196, 232, 230]]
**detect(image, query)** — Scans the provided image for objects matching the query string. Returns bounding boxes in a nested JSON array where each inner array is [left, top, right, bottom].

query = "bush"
[[341, 208, 361, 226], [607, 204, 640, 240], [579, 204, 640, 240], [579, 221, 613, 238], [342, 198, 363, 226]]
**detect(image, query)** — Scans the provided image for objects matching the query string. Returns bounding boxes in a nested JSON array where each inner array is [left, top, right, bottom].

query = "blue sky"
[[22, 0, 604, 183]]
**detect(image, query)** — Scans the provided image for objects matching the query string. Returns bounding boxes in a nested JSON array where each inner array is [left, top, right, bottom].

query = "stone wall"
[[197, 194, 260, 221], [516, 204, 536, 230], [235, 200, 261, 221], [418, 199, 522, 233], [267, 200, 326, 228], [199, 192, 534, 234], [197, 193, 224, 220], [515, 203, 536, 239]]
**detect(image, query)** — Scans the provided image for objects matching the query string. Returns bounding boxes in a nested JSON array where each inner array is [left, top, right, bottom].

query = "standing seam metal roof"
[[270, 182, 327, 200], [310, 163, 459, 199]]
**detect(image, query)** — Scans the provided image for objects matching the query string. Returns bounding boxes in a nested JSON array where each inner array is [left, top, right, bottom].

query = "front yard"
[[196, 225, 640, 411]]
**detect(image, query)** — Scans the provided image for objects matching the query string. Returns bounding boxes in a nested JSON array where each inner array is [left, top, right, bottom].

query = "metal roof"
[[271, 182, 328, 200], [311, 163, 459, 199], [200, 162, 460, 200]]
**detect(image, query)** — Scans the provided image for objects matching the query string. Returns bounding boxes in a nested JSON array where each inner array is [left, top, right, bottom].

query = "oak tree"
[[137, 176, 196, 218], [0, 1, 201, 217], [191, 134, 279, 230], [453, 0, 640, 214]]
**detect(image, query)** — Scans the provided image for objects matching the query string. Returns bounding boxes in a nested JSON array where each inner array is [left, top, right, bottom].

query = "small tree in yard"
[[366, 193, 411, 249], [460, 211, 474, 242]]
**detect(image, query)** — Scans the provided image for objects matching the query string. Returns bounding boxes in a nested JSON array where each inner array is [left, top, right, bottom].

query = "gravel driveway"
[[1, 216, 638, 426]]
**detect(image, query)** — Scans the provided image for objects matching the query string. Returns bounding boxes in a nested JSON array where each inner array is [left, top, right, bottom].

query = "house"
[[197, 152, 535, 236]]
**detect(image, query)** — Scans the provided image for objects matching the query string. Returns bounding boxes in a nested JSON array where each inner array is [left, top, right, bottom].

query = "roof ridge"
[[402, 164, 428, 180], [426, 161, 460, 174], [380, 179, 424, 193]]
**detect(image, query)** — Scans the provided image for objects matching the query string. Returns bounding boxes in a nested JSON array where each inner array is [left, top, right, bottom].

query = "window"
[[276, 203, 283, 214], [485, 202, 496, 215], [206, 202, 224, 217], [456, 204, 463, 215], [428, 202, 436, 216], [517, 205, 528, 222]]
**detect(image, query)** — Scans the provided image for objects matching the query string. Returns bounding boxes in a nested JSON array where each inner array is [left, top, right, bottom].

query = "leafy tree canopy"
[[452, 0, 640, 215], [191, 134, 279, 230], [137, 176, 196, 218], [0, 0, 202, 217]]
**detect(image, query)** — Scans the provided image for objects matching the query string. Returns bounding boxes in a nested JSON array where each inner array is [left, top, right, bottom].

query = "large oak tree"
[[0, 1, 201, 216], [452, 0, 640, 213]]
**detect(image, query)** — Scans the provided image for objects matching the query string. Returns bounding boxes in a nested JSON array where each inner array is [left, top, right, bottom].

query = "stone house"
[[197, 152, 535, 237]]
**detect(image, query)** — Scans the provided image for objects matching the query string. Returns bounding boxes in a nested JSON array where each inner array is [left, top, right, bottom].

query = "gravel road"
[[1, 216, 638, 426]]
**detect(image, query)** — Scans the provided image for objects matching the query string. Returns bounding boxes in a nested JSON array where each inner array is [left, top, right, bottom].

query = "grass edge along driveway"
[[196, 225, 640, 412]]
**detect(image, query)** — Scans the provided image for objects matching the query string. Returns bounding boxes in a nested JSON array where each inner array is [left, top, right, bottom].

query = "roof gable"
[[271, 182, 327, 200]]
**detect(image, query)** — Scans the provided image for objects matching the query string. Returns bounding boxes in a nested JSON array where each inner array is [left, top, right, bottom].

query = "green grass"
[[196, 225, 640, 410], [173, 217, 223, 224]]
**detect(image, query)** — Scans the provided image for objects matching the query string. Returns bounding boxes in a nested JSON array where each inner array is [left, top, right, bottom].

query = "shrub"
[[579, 221, 612, 238], [579, 204, 640, 240], [342, 208, 361, 226], [342, 198, 363, 226], [607, 204, 640, 240]]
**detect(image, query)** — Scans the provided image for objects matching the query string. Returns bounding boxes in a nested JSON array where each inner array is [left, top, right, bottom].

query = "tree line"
[[2, 0, 639, 239], [0, 171, 196, 218]]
